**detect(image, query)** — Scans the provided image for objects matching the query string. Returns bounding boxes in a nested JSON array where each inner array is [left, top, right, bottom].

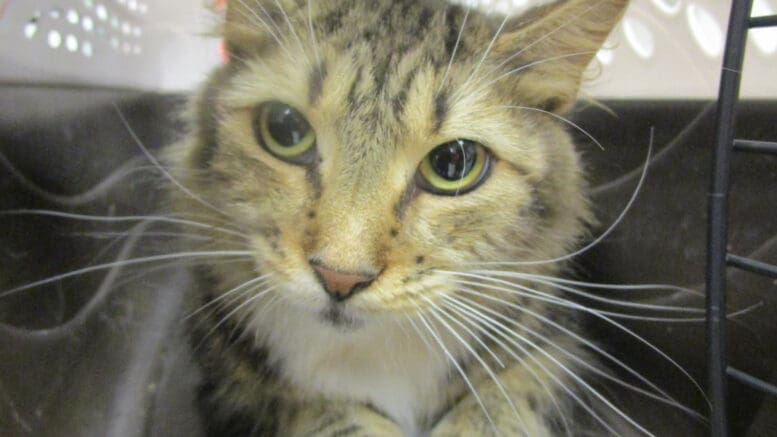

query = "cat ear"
[[492, 0, 628, 113], [222, 0, 301, 57]]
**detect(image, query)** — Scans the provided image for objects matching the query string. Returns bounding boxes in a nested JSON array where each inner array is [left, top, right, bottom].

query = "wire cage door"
[[706, 1, 777, 436]]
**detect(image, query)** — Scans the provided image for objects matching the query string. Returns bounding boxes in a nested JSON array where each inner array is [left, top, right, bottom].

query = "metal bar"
[[727, 254, 777, 279], [706, 1, 754, 436], [727, 367, 777, 398], [750, 15, 777, 28], [733, 139, 777, 155]]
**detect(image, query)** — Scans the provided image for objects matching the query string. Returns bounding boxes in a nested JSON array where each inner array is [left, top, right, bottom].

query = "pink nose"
[[312, 264, 376, 301]]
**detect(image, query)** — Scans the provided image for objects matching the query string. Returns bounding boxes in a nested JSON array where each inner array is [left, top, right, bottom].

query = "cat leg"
[[430, 343, 587, 437], [284, 401, 404, 437]]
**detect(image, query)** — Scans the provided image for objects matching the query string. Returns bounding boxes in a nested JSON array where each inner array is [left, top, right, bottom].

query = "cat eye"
[[253, 101, 316, 163], [416, 139, 492, 195]]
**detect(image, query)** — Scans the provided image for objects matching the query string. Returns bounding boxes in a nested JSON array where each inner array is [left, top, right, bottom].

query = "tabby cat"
[[173, 0, 634, 435]]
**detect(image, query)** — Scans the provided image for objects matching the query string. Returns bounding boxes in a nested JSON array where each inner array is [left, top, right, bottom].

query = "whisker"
[[466, 128, 653, 267], [502, 104, 605, 151], [449, 281, 709, 409], [0, 221, 150, 338], [437, 7, 470, 93], [194, 284, 276, 352], [446, 294, 704, 422], [420, 297, 505, 369], [488, 1, 608, 74], [469, 270, 705, 314], [440, 296, 572, 437], [113, 104, 227, 217], [0, 151, 146, 207], [232, 0, 294, 59], [0, 250, 253, 299], [414, 310, 500, 435], [306, 0, 323, 71], [272, 0, 313, 70], [473, 51, 597, 100], [423, 299, 524, 436], [184, 273, 273, 321], [505, 273, 704, 298], [0, 209, 250, 240]]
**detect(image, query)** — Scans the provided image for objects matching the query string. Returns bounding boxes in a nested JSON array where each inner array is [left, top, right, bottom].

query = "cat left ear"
[[492, 0, 628, 113]]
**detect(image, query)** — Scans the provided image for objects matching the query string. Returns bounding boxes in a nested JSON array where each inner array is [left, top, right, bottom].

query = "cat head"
[[176, 0, 627, 329]]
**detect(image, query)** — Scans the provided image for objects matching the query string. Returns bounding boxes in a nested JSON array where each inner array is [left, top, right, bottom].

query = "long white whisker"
[[488, 0, 607, 73], [505, 273, 704, 298], [113, 104, 227, 216], [446, 294, 704, 422], [0, 151, 146, 207], [184, 274, 273, 320], [231, 0, 294, 60], [468, 128, 653, 267], [475, 51, 596, 98], [272, 0, 313, 70], [0, 250, 253, 299], [415, 311, 500, 435], [194, 285, 276, 351], [306, 0, 323, 70], [470, 270, 705, 314], [503, 104, 605, 150], [450, 293, 653, 436], [424, 299, 524, 436], [456, 14, 510, 100], [441, 296, 572, 437], [449, 280, 709, 409], [0, 209, 250, 240], [438, 7, 470, 93]]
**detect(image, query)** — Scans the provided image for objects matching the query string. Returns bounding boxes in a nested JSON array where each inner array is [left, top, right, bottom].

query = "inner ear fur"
[[223, 0, 305, 57], [492, 0, 629, 113]]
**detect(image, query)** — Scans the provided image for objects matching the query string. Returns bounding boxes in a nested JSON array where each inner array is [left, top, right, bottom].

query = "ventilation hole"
[[96, 4, 108, 21], [65, 34, 79, 52], [687, 3, 723, 58], [82, 41, 94, 57], [66, 9, 79, 24], [47, 30, 62, 49], [82, 16, 94, 32], [623, 17, 655, 59], [597, 48, 616, 65], [651, 0, 683, 15], [24, 17, 39, 39]]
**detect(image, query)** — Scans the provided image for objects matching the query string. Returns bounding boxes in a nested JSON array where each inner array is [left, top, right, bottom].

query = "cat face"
[[175, 0, 624, 328]]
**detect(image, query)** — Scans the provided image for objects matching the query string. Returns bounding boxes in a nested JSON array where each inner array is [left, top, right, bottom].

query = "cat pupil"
[[430, 140, 477, 180], [267, 104, 309, 147]]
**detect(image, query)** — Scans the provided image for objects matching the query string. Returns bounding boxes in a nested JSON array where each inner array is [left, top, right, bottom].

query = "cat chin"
[[318, 302, 365, 331]]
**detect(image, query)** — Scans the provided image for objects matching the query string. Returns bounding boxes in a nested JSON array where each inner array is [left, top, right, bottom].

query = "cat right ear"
[[223, 0, 301, 58], [222, 0, 266, 57]]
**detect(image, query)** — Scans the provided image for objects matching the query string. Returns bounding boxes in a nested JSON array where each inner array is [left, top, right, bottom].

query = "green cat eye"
[[416, 139, 491, 195], [253, 102, 316, 163]]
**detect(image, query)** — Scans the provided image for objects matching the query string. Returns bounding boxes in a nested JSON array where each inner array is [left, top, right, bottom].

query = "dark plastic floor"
[[1, 86, 775, 436]]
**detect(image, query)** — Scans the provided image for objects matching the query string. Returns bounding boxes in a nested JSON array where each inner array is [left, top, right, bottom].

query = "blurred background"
[[1, 0, 776, 97]]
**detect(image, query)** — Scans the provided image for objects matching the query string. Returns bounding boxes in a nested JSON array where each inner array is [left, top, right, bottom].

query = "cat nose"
[[311, 263, 376, 302]]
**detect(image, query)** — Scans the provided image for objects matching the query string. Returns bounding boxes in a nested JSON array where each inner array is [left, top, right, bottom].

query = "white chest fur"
[[248, 303, 454, 434]]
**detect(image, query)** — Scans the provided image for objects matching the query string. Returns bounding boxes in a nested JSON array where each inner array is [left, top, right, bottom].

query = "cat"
[[169, 0, 638, 435]]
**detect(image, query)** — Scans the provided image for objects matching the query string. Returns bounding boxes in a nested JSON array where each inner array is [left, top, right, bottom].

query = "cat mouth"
[[319, 302, 364, 330]]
